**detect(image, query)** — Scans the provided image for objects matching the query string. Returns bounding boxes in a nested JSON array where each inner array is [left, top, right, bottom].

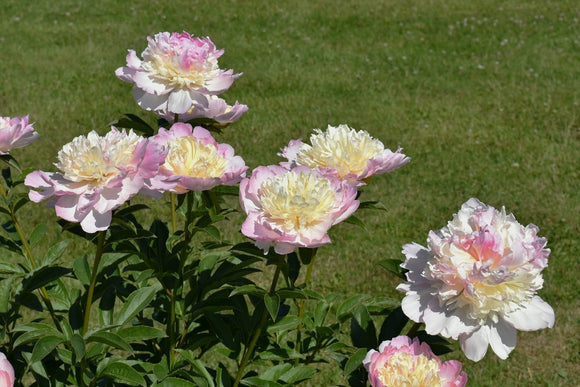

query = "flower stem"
[[406, 322, 422, 338], [295, 251, 317, 365], [233, 255, 284, 387], [0, 183, 63, 331], [170, 193, 177, 234], [82, 231, 106, 335]]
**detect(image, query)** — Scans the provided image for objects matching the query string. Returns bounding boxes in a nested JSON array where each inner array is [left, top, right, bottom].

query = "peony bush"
[[0, 32, 554, 386]]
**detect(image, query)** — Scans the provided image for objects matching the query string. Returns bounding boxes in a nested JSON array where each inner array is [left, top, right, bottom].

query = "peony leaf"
[[100, 360, 146, 386], [379, 306, 409, 342], [31, 334, 65, 363], [264, 293, 280, 321], [344, 347, 368, 375], [115, 285, 159, 325]]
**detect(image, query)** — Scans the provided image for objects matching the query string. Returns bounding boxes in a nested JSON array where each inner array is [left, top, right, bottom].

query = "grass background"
[[1, 0, 579, 385]]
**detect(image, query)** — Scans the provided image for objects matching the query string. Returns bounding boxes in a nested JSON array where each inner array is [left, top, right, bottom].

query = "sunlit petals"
[[25, 128, 165, 233], [159, 94, 248, 127], [0, 115, 39, 155], [397, 198, 554, 361], [0, 352, 14, 387], [280, 124, 409, 185], [239, 165, 359, 254], [363, 336, 467, 387]]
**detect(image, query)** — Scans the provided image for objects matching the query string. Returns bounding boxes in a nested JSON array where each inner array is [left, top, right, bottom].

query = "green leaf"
[[242, 377, 284, 387], [280, 366, 317, 384], [343, 214, 366, 229], [0, 154, 21, 171], [28, 223, 48, 248], [42, 240, 72, 266], [19, 266, 72, 293], [100, 360, 146, 386], [358, 200, 388, 212], [31, 335, 65, 363], [378, 258, 406, 280], [264, 293, 280, 321], [337, 294, 368, 319], [229, 284, 266, 297], [115, 285, 159, 325], [73, 255, 91, 286], [266, 316, 301, 334], [70, 333, 85, 359], [260, 364, 292, 381], [110, 113, 154, 137], [86, 331, 133, 353], [350, 304, 377, 349], [117, 326, 167, 342], [344, 347, 368, 375], [0, 277, 18, 313], [379, 306, 409, 342], [0, 234, 22, 254], [156, 377, 198, 387], [176, 351, 215, 387]]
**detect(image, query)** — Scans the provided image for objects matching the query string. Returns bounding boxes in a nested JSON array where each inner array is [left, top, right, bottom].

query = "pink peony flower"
[[116, 32, 240, 115], [25, 128, 166, 233], [397, 198, 555, 361], [239, 165, 359, 254], [363, 336, 467, 387], [158, 94, 248, 127], [0, 115, 39, 155], [279, 124, 409, 185], [0, 352, 14, 387], [149, 123, 247, 194]]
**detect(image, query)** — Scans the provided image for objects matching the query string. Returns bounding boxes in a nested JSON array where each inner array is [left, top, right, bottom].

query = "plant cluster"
[[0, 32, 554, 386]]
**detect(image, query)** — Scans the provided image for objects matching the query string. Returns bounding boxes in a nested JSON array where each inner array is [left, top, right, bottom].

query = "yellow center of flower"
[[143, 53, 218, 89], [56, 130, 141, 185], [163, 136, 227, 178], [378, 352, 445, 387], [296, 125, 384, 178], [259, 171, 336, 232]]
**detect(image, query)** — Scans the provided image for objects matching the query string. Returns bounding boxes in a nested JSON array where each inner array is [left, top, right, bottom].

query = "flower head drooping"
[[25, 128, 166, 233], [0, 352, 14, 387], [364, 336, 467, 387], [0, 115, 39, 155], [150, 123, 247, 194], [397, 198, 555, 361], [239, 165, 359, 254], [158, 94, 248, 127], [116, 32, 241, 115], [279, 124, 409, 185]]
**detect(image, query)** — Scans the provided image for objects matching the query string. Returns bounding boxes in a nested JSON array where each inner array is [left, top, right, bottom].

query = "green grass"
[[1, 0, 579, 385]]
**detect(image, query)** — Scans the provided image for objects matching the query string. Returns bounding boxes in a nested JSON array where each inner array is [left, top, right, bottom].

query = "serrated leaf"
[[31, 335, 65, 363], [344, 347, 368, 375], [115, 285, 158, 325], [86, 331, 133, 353], [100, 360, 146, 386], [264, 293, 280, 321]]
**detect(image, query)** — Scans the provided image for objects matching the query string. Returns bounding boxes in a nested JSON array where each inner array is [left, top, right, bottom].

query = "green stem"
[[170, 193, 177, 234], [0, 183, 63, 331], [295, 251, 317, 365], [233, 256, 284, 387], [82, 231, 106, 335], [406, 322, 422, 338]]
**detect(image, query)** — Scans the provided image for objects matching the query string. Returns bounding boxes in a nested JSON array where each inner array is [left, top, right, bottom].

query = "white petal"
[[133, 87, 168, 112], [167, 89, 194, 114], [80, 209, 112, 233], [504, 296, 555, 330], [460, 325, 490, 361], [489, 319, 517, 359]]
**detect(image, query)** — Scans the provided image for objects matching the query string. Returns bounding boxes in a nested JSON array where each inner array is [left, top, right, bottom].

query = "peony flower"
[[239, 165, 359, 254], [279, 124, 409, 185], [0, 115, 39, 155], [158, 94, 248, 127], [149, 123, 247, 194], [364, 336, 467, 387], [25, 128, 166, 233], [0, 352, 14, 387], [397, 198, 555, 361], [116, 31, 240, 115]]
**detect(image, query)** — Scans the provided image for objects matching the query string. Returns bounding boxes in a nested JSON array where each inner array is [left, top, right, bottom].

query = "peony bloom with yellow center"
[[239, 165, 359, 254], [364, 336, 467, 387], [25, 128, 166, 233], [150, 123, 247, 194], [279, 124, 409, 185], [116, 32, 240, 115], [397, 198, 555, 361], [0, 115, 39, 155]]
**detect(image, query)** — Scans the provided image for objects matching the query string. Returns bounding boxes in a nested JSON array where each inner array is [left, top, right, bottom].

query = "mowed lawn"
[[1, 0, 578, 385]]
